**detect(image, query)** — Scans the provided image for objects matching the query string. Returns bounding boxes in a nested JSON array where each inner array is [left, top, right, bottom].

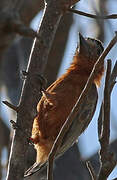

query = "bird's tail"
[[24, 161, 47, 178]]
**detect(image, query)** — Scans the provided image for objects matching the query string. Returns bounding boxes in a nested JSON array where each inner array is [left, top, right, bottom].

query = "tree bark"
[[6, 0, 79, 179]]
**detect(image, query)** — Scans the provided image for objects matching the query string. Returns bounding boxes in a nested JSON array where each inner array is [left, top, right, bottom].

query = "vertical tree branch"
[[98, 103, 104, 140], [98, 60, 116, 180], [6, 0, 79, 180], [100, 60, 111, 149]]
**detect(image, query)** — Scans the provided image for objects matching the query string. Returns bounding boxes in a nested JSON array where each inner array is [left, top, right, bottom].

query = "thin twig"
[[103, 60, 111, 146], [14, 24, 39, 39], [98, 102, 104, 140], [68, 8, 117, 19], [111, 61, 117, 82], [86, 161, 97, 180], [2, 101, 19, 112], [48, 33, 117, 180], [110, 61, 117, 92]]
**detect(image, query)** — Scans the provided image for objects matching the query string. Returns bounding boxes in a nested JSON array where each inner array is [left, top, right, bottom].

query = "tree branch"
[[98, 103, 104, 140], [101, 60, 111, 147], [2, 101, 19, 112], [110, 61, 117, 92], [98, 60, 117, 180], [68, 8, 117, 19], [6, 0, 80, 180]]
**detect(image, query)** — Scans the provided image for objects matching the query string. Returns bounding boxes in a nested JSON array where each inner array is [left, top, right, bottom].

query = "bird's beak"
[[79, 33, 89, 55]]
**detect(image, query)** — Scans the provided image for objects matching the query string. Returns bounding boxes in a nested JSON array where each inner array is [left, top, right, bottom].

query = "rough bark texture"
[[6, 0, 79, 179]]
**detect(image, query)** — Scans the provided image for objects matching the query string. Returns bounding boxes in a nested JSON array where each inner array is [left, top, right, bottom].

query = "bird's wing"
[[58, 83, 98, 156]]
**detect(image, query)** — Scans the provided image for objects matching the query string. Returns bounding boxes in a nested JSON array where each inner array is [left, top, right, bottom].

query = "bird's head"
[[74, 33, 104, 86], [78, 33, 104, 62]]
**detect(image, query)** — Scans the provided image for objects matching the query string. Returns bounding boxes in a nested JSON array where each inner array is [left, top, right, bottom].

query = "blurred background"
[[0, 0, 117, 179]]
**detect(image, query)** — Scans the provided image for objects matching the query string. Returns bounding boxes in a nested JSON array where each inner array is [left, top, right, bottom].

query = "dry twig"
[[2, 100, 19, 112], [98, 103, 104, 140], [101, 60, 111, 146], [110, 61, 117, 92], [68, 8, 117, 20]]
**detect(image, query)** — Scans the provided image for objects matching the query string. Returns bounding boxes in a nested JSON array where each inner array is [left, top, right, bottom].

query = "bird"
[[24, 33, 104, 177]]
